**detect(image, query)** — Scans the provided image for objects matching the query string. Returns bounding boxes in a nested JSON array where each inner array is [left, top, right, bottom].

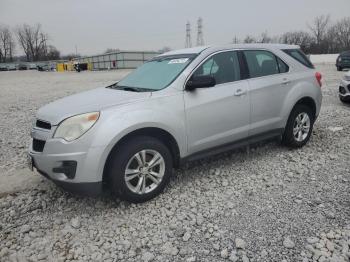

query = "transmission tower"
[[196, 17, 204, 46], [232, 36, 239, 44], [185, 21, 192, 48]]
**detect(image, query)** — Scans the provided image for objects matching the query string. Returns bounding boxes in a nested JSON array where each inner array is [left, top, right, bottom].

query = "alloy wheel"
[[293, 112, 311, 142], [124, 149, 165, 194]]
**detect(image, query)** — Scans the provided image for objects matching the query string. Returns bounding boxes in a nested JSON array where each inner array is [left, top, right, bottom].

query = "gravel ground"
[[0, 70, 131, 173], [0, 65, 349, 262]]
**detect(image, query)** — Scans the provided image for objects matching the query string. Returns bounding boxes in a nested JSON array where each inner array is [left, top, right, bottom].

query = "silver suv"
[[29, 44, 322, 202], [339, 70, 350, 103]]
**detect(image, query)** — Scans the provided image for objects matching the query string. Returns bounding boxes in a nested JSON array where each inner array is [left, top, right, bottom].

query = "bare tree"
[[0, 25, 15, 62], [327, 17, 350, 52], [16, 24, 49, 61], [243, 35, 256, 43], [281, 31, 313, 53], [46, 45, 60, 60], [308, 15, 330, 45], [259, 31, 272, 43]]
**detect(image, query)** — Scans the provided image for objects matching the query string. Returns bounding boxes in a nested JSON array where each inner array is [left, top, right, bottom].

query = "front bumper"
[[35, 166, 102, 196], [29, 125, 106, 196]]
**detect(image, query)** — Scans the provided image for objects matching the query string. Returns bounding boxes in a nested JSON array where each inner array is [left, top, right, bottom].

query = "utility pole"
[[185, 21, 192, 48], [196, 17, 204, 46]]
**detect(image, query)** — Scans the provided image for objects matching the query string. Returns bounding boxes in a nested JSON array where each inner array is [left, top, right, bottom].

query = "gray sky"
[[1, 0, 349, 55]]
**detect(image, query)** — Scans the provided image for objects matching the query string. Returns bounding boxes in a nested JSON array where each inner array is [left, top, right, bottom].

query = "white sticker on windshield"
[[168, 58, 189, 64]]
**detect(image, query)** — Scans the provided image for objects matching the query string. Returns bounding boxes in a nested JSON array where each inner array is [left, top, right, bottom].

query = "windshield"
[[114, 54, 196, 91]]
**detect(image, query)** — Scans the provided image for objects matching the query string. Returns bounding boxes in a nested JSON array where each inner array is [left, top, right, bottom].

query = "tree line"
[[1, 15, 349, 63], [234, 15, 350, 54], [0, 23, 60, 63]]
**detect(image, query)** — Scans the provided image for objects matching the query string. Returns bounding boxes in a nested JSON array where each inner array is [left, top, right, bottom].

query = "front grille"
[[36, 120, 51, 130], [33, 139, 46, 152]]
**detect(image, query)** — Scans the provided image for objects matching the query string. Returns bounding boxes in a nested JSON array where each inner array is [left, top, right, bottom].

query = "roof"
[[161, 43, 299, 56], [160, 46, 210, 56]]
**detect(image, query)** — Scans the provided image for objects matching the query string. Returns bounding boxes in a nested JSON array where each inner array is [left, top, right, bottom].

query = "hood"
[[37, 87, 151, 125]]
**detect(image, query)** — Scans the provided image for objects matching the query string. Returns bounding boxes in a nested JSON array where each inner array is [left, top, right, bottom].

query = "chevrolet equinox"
[[29, 44, 323, 203]]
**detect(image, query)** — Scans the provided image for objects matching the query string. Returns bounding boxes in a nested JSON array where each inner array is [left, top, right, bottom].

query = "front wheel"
[[339, 95, 350, 103], [107, 136, 173, 203], [337, 66, 342, 71], [282, 105, 314, 148]]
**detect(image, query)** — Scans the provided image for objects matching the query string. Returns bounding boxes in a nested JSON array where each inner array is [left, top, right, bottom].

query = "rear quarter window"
[[282, 49, 314, 69]]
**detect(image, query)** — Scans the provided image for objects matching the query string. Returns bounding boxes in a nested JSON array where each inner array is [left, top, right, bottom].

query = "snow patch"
[[309, 54, 339, 64]]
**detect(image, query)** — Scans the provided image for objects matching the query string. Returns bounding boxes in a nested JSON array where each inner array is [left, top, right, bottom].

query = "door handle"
[[234, 89, 246, 96], [282, 78, 290, 85]]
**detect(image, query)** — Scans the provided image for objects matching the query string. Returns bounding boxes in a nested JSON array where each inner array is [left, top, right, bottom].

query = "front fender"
[[90, 98, 187, 181]]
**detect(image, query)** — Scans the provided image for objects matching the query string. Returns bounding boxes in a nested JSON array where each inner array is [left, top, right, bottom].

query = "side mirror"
[[186, 75, 216, 91]]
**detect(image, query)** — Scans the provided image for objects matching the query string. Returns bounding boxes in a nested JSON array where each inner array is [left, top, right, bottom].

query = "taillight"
[[315, 72, 322, 87]]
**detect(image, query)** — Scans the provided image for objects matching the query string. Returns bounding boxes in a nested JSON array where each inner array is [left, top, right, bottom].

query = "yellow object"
[[66, 63, 74, 71], [56, 63, 65, 72]]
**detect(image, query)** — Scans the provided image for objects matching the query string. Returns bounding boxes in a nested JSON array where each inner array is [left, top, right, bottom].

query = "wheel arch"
[[292, 96, 317, 121], [102, 127, 181, 184]]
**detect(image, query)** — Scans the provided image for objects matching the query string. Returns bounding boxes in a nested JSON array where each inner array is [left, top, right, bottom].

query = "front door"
[[184, 51, 250, 155]]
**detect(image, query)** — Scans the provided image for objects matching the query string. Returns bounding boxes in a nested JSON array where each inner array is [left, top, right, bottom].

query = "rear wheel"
[[107, 136, 173, 203], [282, 104, 314, 148]]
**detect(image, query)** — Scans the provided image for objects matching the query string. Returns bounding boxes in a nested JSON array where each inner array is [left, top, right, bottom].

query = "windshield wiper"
[[117, 86, 142, 92], [108, 84, 156, 92]]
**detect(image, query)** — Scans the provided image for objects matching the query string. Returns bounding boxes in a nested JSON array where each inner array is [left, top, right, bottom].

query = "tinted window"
[[282, 49, 314, 69], [244, 50, 279, 78], [193, 51, 241, 85], [277, 57, 289, 73]]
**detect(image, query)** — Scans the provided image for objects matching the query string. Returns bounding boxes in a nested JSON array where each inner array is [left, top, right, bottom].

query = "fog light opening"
[[52, 161, 77, 179]]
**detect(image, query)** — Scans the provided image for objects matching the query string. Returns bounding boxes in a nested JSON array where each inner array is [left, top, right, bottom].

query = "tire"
[[340, 95, 350, 104], [107, 136, 173, 203], [282, 104, 314, 148], [337, 66, 342, 71]]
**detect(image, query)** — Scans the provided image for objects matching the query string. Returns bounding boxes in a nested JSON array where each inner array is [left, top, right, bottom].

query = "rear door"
[[243, 50, 290, 136], [184, 50, 250, 154]]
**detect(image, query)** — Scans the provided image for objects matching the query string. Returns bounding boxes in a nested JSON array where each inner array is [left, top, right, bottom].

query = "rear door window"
[[243, 50, 279, 78]]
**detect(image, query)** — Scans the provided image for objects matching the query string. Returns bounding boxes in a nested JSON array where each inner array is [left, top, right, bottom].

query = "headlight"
[[54, 112, 100, 141], [338, 57, 342, 62]]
